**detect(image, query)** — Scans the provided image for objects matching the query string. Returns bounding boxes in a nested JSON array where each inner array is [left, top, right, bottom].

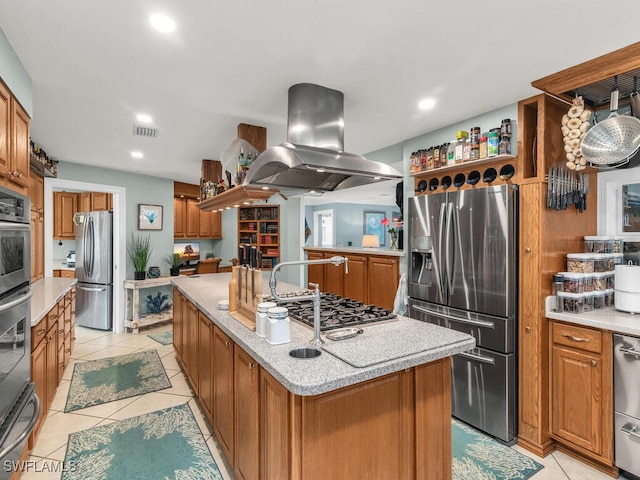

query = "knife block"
[[229, 266, 264, 330]]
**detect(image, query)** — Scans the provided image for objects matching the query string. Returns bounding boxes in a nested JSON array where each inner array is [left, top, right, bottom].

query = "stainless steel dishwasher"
[[614, 333, 640, 479]]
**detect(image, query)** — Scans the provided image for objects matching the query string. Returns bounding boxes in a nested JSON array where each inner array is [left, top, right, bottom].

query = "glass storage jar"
[[567, 253, 595, 273], [605, 289, 615, 307], [584, 236, 613, 253], [605, 271, 615, 290], [582, 272, 595, 292], [593, 253, 613, 273], [561, 272, 584, 293], [613, 237, 624, 253], [557, 291, 585, 314], [593, 290, 606, 310], [583, 291, 594, 312], [592, 272, 607, 291]]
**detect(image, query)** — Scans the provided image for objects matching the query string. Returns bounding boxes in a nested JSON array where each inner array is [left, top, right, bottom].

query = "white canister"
[[614, 264, 640, 313], [266, 306, 290, 345], [255, 301, 276, 338]]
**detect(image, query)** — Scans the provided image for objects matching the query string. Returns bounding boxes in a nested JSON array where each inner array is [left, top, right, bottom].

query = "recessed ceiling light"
[[261, 186, 269, 190], [131, 151, 143, 159], [149, 13, 176, 33], [418, 98, 436, 110], [316, 169, 326, 173], [373, 176, 381, 180], [136, 113, 153, 123]]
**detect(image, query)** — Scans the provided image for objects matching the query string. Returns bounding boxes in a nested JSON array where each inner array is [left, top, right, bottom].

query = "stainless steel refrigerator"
[[74, 211, 113, 330], [407, 184, 518, 443]]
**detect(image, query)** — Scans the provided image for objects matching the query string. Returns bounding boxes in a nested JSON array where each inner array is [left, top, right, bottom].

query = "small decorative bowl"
[[147, 266, 161, 278]]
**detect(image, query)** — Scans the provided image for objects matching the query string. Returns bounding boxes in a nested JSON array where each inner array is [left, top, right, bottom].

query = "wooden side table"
[[124, 276, 174, 334]]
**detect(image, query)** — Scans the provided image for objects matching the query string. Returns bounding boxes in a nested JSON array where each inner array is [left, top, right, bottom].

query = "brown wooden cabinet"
[[238, 205, 279, 269], [173, 289, 184, 357], [78, 191, 112, 212], [213, 324, 235, 462], [549, 321, 614, 469], [29, 174, 45, 282], [30, 287, 75, 447], [53, 191, 78, 240], [304, 249, 400, 310], [173, 182, 222, 239], [234, 346, 260, 480], [197, 310, 213, 423], [0, 79, 30, 194], [183, 299, 199, 389]]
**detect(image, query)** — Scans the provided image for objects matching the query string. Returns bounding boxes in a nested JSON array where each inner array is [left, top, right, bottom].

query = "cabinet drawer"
[[31, 323, 47, 350], [552, 321, 602, 354], [46, 307, 60, 332]]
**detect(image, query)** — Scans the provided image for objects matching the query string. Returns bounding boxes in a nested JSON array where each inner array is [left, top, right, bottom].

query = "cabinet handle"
[[621, 423, 640, 439], [59, 329, 64, 335], [65, 319, 71, 323], [65, 348, 71, 353], [248, 362, 255, 370], [525, 247, 532, 253], [224, 341, 231, 347], [49, 314, 58, 320], [37, 328, 45, 335], [591, 360, 597, 367], [525, 326, 531, 333], [561, 333, 590, 343]]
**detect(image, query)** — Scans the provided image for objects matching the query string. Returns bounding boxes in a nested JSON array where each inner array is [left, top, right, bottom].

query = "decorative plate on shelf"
[[147, 266, 161, 278]]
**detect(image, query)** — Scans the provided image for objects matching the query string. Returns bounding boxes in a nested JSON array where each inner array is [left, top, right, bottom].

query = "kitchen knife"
[[547, 166, 552, 209]]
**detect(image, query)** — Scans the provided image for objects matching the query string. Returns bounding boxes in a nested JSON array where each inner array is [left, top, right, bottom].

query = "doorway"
[[44, 179, 126, 333], [313, 209, 334, 247]]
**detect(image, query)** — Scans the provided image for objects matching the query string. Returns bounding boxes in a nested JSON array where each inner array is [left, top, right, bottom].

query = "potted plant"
[[127, 233, 152, 280], [164, 252, 183, 276]]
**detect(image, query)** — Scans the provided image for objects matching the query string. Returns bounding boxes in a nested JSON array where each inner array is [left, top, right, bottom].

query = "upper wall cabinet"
[[53, 192, 78, 240], [174, 181, 222, 239], [0, 79, 30, 194]]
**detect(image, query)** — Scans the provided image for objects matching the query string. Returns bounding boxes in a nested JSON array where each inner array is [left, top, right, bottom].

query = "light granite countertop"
[[303, 246, 405, 257], [172, 273, 474, 396], [31, 277, 78, 327], [545, 296, 640, 336]]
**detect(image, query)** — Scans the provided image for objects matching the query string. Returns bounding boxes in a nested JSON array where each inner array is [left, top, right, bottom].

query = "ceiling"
[[1, 1, 640, 204]]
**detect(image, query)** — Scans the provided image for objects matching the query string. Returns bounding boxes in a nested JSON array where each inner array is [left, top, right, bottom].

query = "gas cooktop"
[[268, 292, 397, 332]]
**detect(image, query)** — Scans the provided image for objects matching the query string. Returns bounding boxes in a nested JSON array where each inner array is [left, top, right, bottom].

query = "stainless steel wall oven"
[[0, 185, 39, 478]]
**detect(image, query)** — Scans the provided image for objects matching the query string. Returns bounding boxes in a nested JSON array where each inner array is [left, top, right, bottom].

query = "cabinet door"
[[0, 81, 10, 178], [323, 253, 344, 297], [30, 338, 47, 440], [211, 211, 222, 238], [343, 254, 368, 304], [172, 289, 184, 357], [213, 325, 235, 463], [368, 256, 399, 310], [53, 192, 78, 239], [10, 97, 29, 188], [77, 192, 91, 213], [107, 193, 113, 211], [91, 192, 109, 211], [198, 311, 213, 422], [551, 344, 602, 454], [174, 197, 187, 238], [306, 251, 324, 290], [234, 347, 259, 480], [45, 326, 58, 408], [184, 300, 199, 389], [260, 369, 290, 480], [186, 199, 200, 238], [199, 209, 215, 238], [29, 174, 44, 214]]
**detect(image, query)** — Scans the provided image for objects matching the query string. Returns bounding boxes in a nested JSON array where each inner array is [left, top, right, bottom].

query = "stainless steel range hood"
[[243, 83, 402, 192]]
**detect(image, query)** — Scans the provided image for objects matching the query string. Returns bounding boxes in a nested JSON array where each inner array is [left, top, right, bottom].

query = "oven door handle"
[[619, 346, 640, 359], [457, 351, 495, 365], [621, 422, 640, 439], [411, 304, 495, 329], [0, 290, 32, 314], [0, 390, 40, 460]]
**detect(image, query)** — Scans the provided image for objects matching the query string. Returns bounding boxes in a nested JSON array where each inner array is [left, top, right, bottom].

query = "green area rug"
[[147, 330, 173, 346], [452, 419, 543, 479], [62, 403, 223, 480], [65, 350, 171, 413]]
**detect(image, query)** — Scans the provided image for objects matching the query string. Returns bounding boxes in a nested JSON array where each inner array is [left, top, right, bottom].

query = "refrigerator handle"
[[445, 202, 454, 295], [87, 217, 95, 277], [437, 202, 447, 298]]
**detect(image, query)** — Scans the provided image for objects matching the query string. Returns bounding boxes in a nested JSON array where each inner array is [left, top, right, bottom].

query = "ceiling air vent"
[[132, 125, 159, 138]]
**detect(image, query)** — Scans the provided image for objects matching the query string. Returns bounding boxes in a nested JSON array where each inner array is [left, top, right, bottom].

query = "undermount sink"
[[289, 347, 322, 359]]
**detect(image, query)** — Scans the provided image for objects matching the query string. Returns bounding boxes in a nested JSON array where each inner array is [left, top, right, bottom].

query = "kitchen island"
[[172, 273, 474, 480]]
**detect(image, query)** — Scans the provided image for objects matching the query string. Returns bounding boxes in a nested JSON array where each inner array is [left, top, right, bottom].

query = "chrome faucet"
[[269, 256, 349, 347]]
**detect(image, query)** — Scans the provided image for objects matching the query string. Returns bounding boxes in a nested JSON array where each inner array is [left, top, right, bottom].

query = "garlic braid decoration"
[[561, 96, 591, 171]]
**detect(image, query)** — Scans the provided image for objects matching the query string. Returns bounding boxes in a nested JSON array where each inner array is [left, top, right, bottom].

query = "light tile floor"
[[24, 324, 625, 480]]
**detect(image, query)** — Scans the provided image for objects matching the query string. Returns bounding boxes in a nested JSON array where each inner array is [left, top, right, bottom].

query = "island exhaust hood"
[[243, 83, 402, 192]]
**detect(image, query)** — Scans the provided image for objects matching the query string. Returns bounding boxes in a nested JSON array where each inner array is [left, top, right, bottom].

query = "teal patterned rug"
[[147, 330, 173, 346], [62, 403, 223, 480], [64, 350, 171, 413], [452, 419, 543, 479]]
